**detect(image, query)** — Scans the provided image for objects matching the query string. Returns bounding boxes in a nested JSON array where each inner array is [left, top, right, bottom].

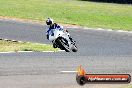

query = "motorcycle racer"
[[45, 18, 74, 48], [46, 18, 64, 39]]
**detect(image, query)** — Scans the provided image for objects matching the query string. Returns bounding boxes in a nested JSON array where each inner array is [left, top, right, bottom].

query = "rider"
[[46, 18, 64, 40], [46, 18, 73, 48]]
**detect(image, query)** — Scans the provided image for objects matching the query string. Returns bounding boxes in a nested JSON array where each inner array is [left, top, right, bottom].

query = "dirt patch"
[[0, 16, 80, 29]]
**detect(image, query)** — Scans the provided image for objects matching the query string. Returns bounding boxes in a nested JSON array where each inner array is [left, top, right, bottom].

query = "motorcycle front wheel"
[[56, 37, 70, 52]]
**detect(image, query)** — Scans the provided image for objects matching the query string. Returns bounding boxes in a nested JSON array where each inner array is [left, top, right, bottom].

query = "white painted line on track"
[[42, 51, 55, 52], [0, 51, 34, 53], [17, 51, 34, 53], [60, 71, 78, 74], [0, 51, 15, 54], [42, 50, 65, 52], [0, 50, 64, 53], [107, 29, 113, 31], [58, 50, 65, 52], [97, 28, 105, 30]]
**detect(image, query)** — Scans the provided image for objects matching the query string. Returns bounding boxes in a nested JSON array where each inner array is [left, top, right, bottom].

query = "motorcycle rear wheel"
[[72, 45, 78, 52]]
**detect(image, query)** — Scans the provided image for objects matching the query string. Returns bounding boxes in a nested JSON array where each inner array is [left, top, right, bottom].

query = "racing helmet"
[[46, 18, 54, 25]]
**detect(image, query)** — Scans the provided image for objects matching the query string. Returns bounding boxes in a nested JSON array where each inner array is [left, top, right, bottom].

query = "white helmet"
[[46, 18, 54, 25]]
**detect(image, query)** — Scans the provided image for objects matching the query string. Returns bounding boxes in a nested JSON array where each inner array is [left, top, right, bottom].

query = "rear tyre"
[[72, 45, 78, 52]]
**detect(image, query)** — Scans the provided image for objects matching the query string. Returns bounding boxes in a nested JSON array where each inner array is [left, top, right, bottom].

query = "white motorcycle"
[[48, 28, 78, 52]]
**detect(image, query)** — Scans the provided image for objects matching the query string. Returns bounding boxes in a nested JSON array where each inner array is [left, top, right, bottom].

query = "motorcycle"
[[47, 28, 78, 52]]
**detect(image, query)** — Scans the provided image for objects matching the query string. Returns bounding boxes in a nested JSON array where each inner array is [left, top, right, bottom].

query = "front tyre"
[[53, 43, 57, 48], [57, 37, 70, 52]]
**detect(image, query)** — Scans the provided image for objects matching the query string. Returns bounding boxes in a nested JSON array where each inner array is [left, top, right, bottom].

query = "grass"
[[0, 0, 132, 30], [120, 84, 132, 88], [0, 40, 58, 52]]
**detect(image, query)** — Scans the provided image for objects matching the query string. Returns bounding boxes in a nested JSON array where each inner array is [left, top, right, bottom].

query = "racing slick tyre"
[[56, 37, 70, 52], [72, 45, 78, 52]]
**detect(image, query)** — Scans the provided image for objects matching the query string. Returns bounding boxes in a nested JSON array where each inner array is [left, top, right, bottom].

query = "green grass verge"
[[0, 40, 58, 52], [0, 0, 132, 30], [120, 84, 132, 88]]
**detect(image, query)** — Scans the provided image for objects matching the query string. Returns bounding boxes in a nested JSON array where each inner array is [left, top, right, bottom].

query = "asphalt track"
[[0, 19, 132, 88]]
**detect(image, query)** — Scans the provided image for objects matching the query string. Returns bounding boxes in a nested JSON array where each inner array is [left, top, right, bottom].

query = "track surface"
[[0, 19, 132, 88]]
